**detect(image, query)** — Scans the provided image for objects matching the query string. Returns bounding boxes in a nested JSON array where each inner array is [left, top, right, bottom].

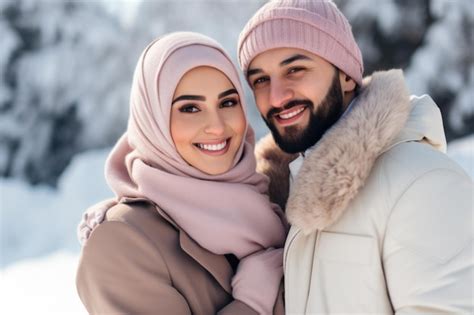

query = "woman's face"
[[171, 66, 246, 175]]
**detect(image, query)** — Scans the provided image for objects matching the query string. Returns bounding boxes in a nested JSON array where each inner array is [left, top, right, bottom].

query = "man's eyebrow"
[[246, 68, 262, 80], [172, 95, 205, 105], [218, 88, 238, 99], [246, 54, 312, 80], [280, 54, 312, 66]]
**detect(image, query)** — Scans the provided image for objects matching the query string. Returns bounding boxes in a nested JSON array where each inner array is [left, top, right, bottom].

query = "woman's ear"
[[339, 71, 356, 93]]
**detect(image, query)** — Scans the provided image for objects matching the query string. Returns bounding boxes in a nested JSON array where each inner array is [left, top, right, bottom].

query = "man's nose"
[[269, 79, 294, 108]]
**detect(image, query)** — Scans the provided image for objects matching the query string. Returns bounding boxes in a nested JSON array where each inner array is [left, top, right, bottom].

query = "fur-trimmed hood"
[[255, 69, 445, 234]]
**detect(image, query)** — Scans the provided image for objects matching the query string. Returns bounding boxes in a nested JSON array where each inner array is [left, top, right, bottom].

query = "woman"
[[76, 32, 287, 314]]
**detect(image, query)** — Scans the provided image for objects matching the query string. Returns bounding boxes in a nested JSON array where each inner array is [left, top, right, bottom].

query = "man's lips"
[[274, 105, 307, 119], [273, 105, 308, 125], [265, 99, 313, 128]]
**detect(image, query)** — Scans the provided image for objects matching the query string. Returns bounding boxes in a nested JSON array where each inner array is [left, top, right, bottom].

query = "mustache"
[[266, 99, 313, 120]]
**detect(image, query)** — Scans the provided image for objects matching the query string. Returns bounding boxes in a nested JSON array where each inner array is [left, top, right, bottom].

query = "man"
[[238, 0, 473, 313]]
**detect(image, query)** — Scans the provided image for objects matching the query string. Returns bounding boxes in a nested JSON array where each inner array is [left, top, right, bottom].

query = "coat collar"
[[122, 197, 233, 294], [154, 202, 233, 294], [256, 69, 417, 234], [178, 231, 233, 293], [386, 94, 447, 153]]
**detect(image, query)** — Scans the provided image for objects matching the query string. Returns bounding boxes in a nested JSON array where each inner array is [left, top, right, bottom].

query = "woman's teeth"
[[197, 140, 227, 151], [278, 107, 305, 120]]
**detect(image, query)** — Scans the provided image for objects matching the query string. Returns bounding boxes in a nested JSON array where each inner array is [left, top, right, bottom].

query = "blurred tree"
[[0, 0, 130, 186], [336, 0, 473, 140], [0, 0, 472, 186]]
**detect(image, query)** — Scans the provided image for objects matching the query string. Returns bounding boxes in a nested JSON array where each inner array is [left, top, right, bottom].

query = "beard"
[[263, 70, 345, 154]]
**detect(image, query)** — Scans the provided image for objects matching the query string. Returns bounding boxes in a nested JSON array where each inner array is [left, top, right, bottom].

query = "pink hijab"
[[104, 32, 287, 258]]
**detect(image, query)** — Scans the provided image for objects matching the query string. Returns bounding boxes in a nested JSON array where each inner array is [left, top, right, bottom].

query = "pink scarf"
[[105, 32, 287, 258]]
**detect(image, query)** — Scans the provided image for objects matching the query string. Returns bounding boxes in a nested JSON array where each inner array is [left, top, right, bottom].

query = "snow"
[[0, 148, 112, 267], [0, 18, 18, 107], [404, 0, 473, 133], [0, 0, 132, 184], [0, 252, 87, 315], [447, 135, 474, 179]]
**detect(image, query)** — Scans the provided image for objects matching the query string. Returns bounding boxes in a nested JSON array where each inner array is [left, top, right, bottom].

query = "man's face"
[[247, 48, 347, 153]]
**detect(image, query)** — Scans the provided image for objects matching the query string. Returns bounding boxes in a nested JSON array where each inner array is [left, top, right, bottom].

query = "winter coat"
[[76, 198, 284, 315], [256, 70, 473, 314]]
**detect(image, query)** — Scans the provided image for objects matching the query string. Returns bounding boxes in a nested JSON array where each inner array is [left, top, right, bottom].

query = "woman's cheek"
[[230, 107, 246, 136], [171, 113, 199, 147]]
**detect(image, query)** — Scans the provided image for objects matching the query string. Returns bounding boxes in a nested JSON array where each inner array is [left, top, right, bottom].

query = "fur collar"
[[255, 133, 298, 210], [255, 69, 411, 234]]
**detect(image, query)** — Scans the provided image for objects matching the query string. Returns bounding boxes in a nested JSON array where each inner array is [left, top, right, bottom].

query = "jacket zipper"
[[303, 229, 320, 314], [284, 228, 302, 269], [284, 228, 321, 314]]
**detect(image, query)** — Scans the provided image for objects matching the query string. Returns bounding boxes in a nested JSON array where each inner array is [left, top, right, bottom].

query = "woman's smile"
[[193, 137, 232, 156]]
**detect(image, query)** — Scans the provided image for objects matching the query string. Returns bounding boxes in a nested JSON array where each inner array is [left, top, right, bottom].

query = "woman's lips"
[[194, 138, 231, 156]]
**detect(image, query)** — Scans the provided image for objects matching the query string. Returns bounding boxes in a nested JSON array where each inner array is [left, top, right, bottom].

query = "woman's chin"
[[198, 163, 232, 175]]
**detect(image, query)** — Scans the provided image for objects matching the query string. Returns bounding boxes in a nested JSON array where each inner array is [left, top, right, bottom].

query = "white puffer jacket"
[[257, 70, 473, 314]]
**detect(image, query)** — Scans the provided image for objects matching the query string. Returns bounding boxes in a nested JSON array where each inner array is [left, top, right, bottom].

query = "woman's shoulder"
[[105, 200, 165, 226], [78, 201, 181, 281], [76, 201, 185, 314], [89, 200, 179, 252]]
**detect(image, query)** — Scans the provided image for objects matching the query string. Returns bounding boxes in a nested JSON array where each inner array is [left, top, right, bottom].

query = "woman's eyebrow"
[[172, 95, 205, 105], [218, 89, 238, 99]]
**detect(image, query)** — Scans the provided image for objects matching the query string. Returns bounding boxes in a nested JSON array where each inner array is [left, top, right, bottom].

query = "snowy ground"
[[0, 136, 472, 314], [0, 148, 112, 267], [0, 149, 113, 314], [0, 252, 87, 315]]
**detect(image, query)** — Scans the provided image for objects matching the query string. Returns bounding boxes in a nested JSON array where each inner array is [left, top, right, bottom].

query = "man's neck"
[[343, 90, 357, 111]]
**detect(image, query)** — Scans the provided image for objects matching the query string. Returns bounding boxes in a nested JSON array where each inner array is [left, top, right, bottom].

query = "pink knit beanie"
[[238, 0, 364, 85]]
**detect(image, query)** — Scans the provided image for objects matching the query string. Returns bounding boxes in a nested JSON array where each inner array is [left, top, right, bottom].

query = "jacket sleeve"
[[217, 281, 284, 315], [383, 169, 473, 313], [76, 220, 192, 315], [217, 300, 259, 315]]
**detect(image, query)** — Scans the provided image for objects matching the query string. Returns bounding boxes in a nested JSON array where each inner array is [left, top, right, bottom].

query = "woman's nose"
[[203, 111, 226, 136]]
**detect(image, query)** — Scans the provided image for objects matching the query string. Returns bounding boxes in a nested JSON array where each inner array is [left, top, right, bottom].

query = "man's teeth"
[[278, 107, 305, 120], [197, 140, 227, 151]]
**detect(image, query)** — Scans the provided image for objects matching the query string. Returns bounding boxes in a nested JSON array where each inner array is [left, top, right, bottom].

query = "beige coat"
[[76, 199, 284, 314], [257, 70, 473, 314]]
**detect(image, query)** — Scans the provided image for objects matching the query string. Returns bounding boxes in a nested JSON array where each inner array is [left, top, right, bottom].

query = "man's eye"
[[220, 98, 239, 108], [253, 76, 269, 87], [179, 104, 200, 113], [288, 67, 305, 74]]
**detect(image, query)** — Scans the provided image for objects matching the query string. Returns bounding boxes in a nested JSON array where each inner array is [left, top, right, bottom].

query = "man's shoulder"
[[379, 142, 473, 264], [377, 141, 469, 185], [364, 141, 471, 223]]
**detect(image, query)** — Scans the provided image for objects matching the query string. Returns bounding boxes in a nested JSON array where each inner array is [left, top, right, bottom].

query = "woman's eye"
[[252, 76, 269, 88], [179, 104, 200, 113], [220, 98, 239, 108]]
